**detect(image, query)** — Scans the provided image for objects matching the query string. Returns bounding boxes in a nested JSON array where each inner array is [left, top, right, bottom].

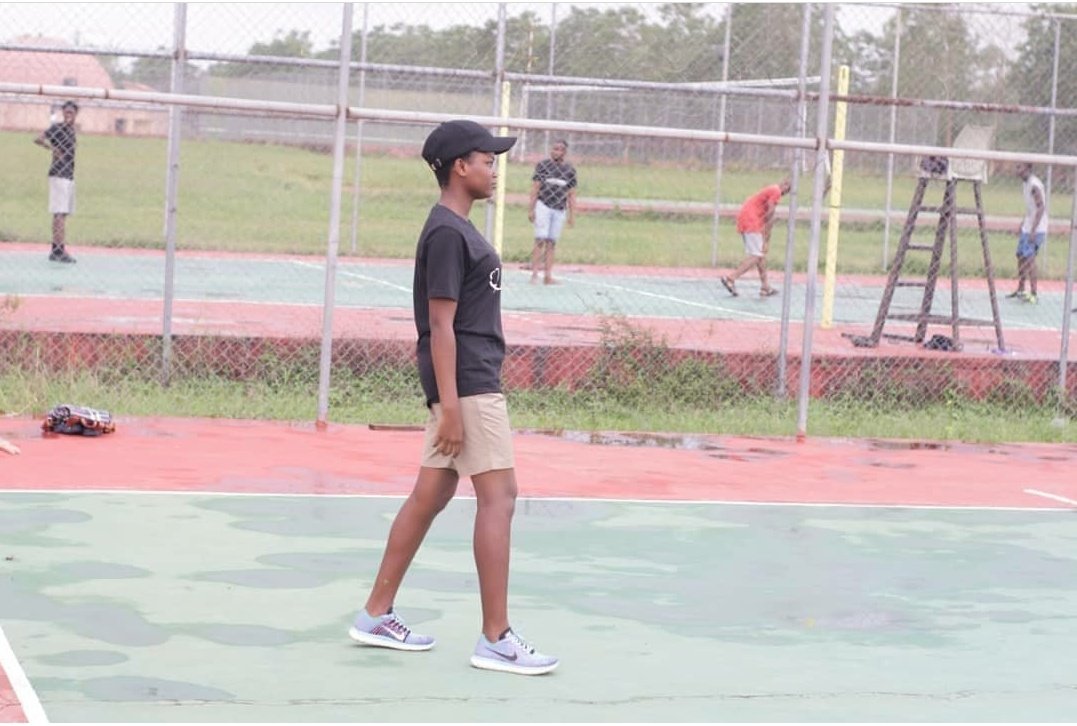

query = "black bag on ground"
[[924, 334, 956, 352]]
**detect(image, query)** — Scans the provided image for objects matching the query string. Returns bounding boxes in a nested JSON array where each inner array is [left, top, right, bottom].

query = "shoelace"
[[383, 613, 411, 639], [505, 629, 535, 654]]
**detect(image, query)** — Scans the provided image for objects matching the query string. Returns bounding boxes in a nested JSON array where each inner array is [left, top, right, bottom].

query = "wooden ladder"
[[847, 177, 1005, 351]]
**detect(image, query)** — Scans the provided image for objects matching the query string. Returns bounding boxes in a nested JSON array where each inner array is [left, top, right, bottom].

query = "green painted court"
[[1, 246, 1069, 330], [3, 490, 1077, 721]]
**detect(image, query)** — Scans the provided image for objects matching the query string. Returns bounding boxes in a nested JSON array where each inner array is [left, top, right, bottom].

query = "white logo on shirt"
[[488, 267, 502, 291]]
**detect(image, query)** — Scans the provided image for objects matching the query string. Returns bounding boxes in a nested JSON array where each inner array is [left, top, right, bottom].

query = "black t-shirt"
[[44, 123, 77, 179], [532, 158, 577, 210], [413, 204, 505, 406]]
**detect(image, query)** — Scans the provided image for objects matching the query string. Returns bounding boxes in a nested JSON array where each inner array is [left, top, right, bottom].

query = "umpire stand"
[[847, 126, 1005, 352]]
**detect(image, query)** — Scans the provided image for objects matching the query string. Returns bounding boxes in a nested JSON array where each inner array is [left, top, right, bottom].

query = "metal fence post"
[[710, 5, 733, 268], [316, 2, 355, 427], [1044, 18, 1061, 270], [777, 3, 812, 398], [544, 2, 557, 153], [1058, 182, 1077, 400], [796, 3, 835, 440], [485, 3, 506, 242], [161, 2, 186, 386], [349, 2, 369, 254], [883, 7, 901, 270]]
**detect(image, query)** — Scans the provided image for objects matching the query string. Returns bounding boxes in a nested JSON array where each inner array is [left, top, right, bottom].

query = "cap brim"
[[478, 136, 517, 155]]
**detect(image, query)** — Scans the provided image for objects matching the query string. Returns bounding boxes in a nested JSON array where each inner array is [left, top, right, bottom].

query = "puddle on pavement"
[[868, 439, 952, 452], [527, 429, 724, 451], [519, 429, 792, 462], [869, 461, 917, 469]]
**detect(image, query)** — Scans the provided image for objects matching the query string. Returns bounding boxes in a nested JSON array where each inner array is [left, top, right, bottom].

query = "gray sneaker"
[[348, 608, 435, 651], [470, 628, 558, 675]]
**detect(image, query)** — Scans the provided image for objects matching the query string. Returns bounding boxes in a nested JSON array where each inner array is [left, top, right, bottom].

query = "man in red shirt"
[[721, 179, 791, 298]]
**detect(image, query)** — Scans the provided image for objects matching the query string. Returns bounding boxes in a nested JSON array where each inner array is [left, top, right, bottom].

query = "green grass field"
[[1, 369, 1073, 444], [4, 131, 1074, 443], [1, 130, 1072, 277]]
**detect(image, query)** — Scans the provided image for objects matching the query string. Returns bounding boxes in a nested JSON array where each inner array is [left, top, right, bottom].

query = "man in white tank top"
[[1007, 162, 1047, 304]]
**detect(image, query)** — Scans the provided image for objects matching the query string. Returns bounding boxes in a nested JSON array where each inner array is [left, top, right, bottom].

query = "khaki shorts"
[[49, 177, 76, 215], [421, 392, 515, 477]]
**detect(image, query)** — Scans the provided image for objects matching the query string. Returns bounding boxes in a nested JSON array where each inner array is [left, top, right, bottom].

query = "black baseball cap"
[[421, 119, 516, 171]]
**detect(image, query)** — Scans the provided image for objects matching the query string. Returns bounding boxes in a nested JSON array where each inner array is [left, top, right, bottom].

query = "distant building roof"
[[0, 35, 114, 89]]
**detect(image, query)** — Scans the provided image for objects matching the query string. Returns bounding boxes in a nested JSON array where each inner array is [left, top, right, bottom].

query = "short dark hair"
[[433, 151, 474, 188], [61, 100, 79, 112], [554, 139, 568, 149]]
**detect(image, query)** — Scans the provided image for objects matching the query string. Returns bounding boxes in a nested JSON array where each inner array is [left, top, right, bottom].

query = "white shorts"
[[49, 177, 76, 215], [421, 392, 515, 477], [534, 200, 567, 243], [741, 232, 764, 257]]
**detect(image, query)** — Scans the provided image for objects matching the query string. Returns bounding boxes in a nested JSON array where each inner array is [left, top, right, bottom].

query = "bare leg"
[[1014, 255, 1027, 293], [544, 243, 557, 284], [729, 255, 758, 282], [365, 466, 459, 615], [1030, 254, 1039, 296], [471, 467, 517, 642], [51, 214, 66, 254], [757, 256, 770, 291], [530, 240, 545, 283]]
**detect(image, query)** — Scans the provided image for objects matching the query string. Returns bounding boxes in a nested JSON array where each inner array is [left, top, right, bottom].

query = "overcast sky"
[[2, 2, 885, 57], [0, 2, 1033, 62]]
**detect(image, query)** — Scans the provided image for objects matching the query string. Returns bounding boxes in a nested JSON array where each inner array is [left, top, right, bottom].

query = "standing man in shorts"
[[720, 179, 791, 298], [1007, 162, 1048, 305], [34, 100, 79, 264], [528, 139, 577, 285], [348, 120, 559, 676]]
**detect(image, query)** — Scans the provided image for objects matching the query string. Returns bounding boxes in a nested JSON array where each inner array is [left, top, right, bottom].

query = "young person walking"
[[348, 120, 559, 676]]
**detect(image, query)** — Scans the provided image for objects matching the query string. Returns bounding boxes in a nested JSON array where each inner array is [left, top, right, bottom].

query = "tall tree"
[[212, 29, 316, 77], [1009, 3, 1077, 158]]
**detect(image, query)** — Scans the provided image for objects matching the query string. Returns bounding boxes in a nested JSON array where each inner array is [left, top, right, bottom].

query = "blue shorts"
[[1017, 231, 1045, 259]]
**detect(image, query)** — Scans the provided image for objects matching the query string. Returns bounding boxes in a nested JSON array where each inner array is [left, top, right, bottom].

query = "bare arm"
[[762, 200, 778, 245], [429, 297, 462, 458], [528, 180, 540, 222], [1030, 185, 1045, 234], [33, 132, 50, 149], [567, 188, 577, 227]]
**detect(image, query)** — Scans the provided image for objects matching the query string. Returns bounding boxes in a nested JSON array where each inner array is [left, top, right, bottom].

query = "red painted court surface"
[[0, 671, 26, 723], [2, 415, 1075, 509]]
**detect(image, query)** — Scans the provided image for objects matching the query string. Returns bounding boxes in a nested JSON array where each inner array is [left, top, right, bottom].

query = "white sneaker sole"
[[348, 626, 434, 651], [469, 654, 559, 676]]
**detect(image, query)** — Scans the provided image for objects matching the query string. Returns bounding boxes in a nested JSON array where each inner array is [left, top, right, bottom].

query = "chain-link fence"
[[1, 3, 1075, 442]]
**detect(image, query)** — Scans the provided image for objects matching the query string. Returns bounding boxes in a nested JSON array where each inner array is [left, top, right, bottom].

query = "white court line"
[[0, 488, 1068, 512], [1024, 488, 1077, 507], [0, 625, 48, 724], [290, 260, 410, 293], [554, 273, 781, 322]]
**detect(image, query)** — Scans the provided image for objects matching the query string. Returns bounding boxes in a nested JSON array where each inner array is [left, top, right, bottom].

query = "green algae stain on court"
[[37, 675, 236, 703], [3, 492, 1077, 721], [180, 624, 300, 647], [37, 649, 129, 667]]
